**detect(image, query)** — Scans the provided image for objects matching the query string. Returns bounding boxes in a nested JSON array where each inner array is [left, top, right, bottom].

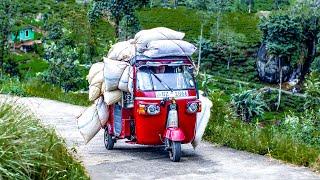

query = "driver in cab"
[[153, 65, 166, 74]]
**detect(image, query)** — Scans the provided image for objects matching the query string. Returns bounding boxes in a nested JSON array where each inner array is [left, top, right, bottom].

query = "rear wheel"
[[104, 129, 114, 150], [169, 141, 181, 162]]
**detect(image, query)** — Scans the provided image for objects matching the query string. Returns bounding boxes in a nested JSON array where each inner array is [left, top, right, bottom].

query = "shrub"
[[231, 89, 269, 122], [0, 102, 88, 179], [0, 76, 26, 96], [304, 72, 320, 109], [283, 110, 320, 147], [204, 90, 320, 171], [42, 42, 87, 92]]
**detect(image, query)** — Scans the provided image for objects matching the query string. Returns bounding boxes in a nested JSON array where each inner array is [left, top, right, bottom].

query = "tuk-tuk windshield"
[[137, 65, 195, 91]]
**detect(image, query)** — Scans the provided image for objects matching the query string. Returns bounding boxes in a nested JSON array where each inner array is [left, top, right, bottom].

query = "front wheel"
[[104, 129, 114, 150], [169, 141, 181, 162]]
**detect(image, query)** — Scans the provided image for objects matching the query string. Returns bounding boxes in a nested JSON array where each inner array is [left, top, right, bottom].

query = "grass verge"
[[0, 77, 91, 107], [0, 101, 89, 179], [204, 91, 320, 172]]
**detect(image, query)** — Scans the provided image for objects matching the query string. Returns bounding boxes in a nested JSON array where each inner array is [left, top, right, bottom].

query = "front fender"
[[164, 128, 185, 141]]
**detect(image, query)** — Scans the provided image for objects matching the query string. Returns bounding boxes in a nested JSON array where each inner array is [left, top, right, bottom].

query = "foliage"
[[119, 14, 141, 41], [259, 13, 303, 59], [88, 0, 138, 37], [0, 76, 90, 106], [0, 102, 89, 179], [311, 56, 320, 73], [44, 20, 63, 41], [304, 72, 320, 109], [204, 90, 320, 171], [259, 0, 320, 76], [283, 110, 320, 147], [185, 0, 233, 12], [231, 89, 269, 122], [0, 0, 17, 72], [42, 42, 87, 92]]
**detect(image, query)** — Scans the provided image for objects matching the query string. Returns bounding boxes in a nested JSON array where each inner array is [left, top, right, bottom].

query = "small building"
[[9, 26, 41, 53], [11, 26, 35, 42]]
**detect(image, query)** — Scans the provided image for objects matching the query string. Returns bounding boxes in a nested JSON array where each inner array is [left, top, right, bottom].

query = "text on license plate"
[[155, 91, 189, 98]]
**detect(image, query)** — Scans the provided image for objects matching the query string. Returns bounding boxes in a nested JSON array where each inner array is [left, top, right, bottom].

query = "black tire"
[[169, 141, 181, 162], [104, 129, 114, 150]]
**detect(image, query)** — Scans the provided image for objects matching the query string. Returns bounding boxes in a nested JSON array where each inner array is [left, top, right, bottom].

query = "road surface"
[[2, 96, 319, 180]]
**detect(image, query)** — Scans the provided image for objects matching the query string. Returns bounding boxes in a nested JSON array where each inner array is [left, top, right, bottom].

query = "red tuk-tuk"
[[103, 56, 201, 162]]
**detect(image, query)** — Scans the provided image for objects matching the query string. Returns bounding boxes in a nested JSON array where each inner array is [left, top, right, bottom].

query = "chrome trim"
[[135, 96, 197, 101]]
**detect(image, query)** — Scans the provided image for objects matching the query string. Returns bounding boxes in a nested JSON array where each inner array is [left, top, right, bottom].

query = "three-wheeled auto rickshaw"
[[103, 55, 201, 162]]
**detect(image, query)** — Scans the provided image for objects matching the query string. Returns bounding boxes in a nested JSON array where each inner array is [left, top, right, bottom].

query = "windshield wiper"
[[149, 70, 174, 92]]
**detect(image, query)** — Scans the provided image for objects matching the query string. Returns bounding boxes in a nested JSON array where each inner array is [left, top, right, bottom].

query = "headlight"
[[187, 102, 199, 113], [146, 104, 160, 115], [138, 104, 160, 115]]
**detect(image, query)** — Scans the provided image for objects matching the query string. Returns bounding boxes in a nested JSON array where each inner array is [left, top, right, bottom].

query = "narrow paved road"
[[2, 96, 319, 179]]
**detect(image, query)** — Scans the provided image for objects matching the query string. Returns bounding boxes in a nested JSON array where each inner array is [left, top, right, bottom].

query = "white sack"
[[118, 66, 132, 92], [77, 105, 101, 144], [90, 70, 104, 85], [103, 90, 122, 105], [95, 96, 109, 126], [89, 83, 102, 101], [103, 58, 129, 91], [107, 41, 135, 62], [191, 92, 213, 149], [143, 40, 197, 58], [87, 62, 104, 84], [101, 82, 106, 93], [134, 27, 185, 51], [128, 70, 134, 95]]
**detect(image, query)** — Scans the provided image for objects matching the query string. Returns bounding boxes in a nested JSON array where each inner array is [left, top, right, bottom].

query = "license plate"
[[155, 91, 188, 98]]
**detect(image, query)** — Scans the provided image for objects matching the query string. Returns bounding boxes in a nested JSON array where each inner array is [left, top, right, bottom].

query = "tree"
[[260, 14, 303, 110], [207, 0, 233, 42], [42, 42, 86, 92], [0, 0, 16, 74], [246, 0, 254, 13], [259, 0, 320, 110], [88, 0, 139, 38], [119, 14, 140, 41], [274, 0, 290, 10], [186, 0, 232, 70]]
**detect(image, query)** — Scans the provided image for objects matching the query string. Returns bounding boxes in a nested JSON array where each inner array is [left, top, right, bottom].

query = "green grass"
[[0, 77, 90, 107], [10, 53, 48, 77], [204, 90, 320, 171], [0, 102, 89, 179]]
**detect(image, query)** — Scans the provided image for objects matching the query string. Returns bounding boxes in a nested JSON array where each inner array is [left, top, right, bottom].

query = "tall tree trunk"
[[174, 0, 178, 9], [197, 24, 203, 74], [227, 53, 231, 70], [277, 58, 282, 111]]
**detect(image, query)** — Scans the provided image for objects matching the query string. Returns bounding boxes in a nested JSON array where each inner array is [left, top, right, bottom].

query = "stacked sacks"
[[143, 40, 197, 58], [77, 96, 109, 143], [107, 40, 135, 62], [78, 27, 198, 144], [87, 62, 105, 101], [134, 27, 185, 52]]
